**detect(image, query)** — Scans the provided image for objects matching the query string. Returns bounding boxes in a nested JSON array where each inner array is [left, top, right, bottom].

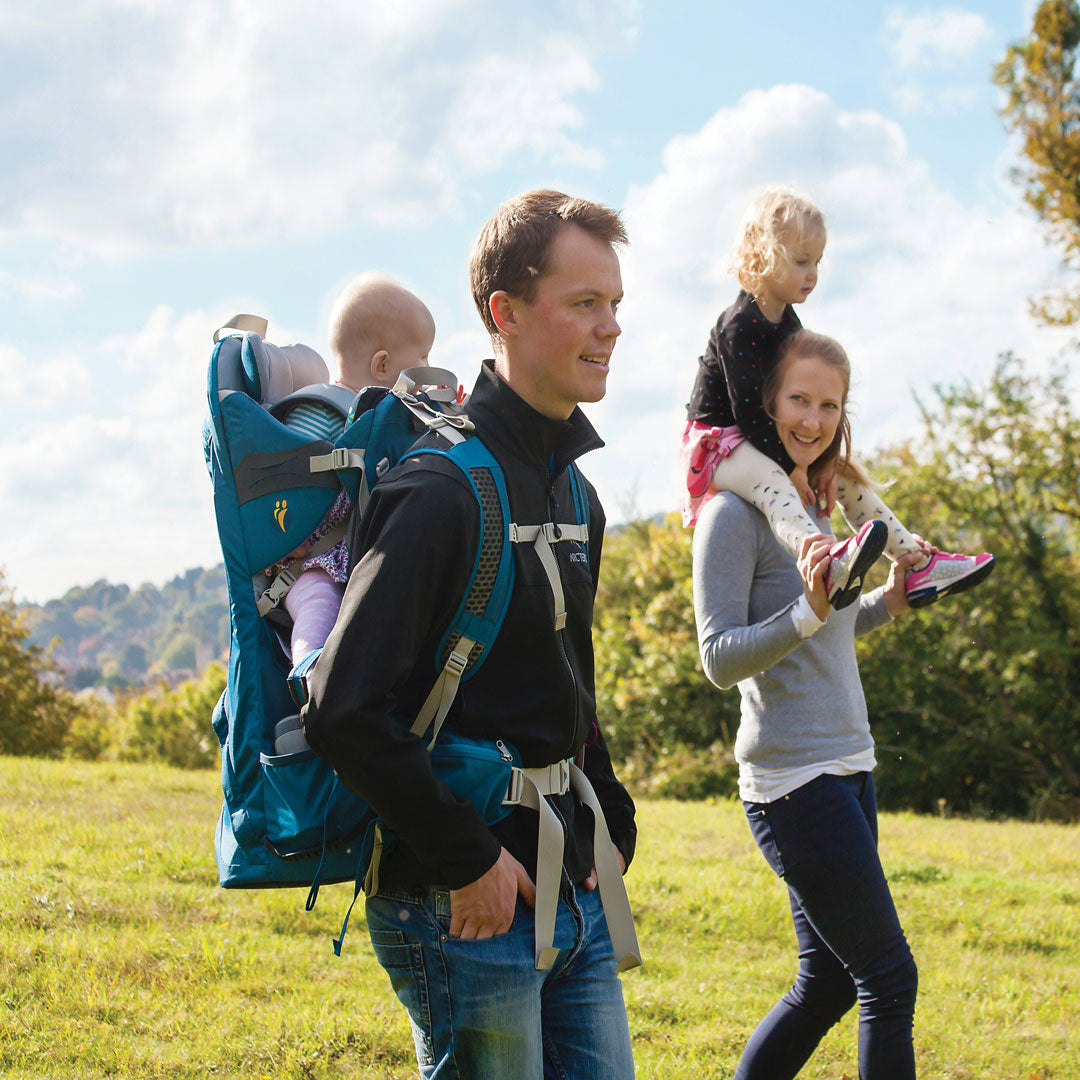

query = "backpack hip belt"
[[504, 758, 642, 973]]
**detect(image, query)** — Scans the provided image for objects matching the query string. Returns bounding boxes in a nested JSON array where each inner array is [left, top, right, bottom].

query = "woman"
[[693, 329, 924, 1079]]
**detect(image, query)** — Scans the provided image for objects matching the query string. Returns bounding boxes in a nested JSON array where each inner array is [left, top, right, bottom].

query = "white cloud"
[[884, 8, 994, 70], [0, 0, 633, 255], [0, 342, 92, 401], [0, 305, 248, 602], [0, 270, 79, 303], [577, 84, 1073, 526], [889, 84, 982, 115]]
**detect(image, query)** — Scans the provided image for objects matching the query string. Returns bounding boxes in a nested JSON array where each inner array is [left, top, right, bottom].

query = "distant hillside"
[[21, 566, 228, 691]]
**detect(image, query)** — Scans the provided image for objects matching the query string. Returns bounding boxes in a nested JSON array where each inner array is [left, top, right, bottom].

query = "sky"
[[1, 0, 1075, 604]]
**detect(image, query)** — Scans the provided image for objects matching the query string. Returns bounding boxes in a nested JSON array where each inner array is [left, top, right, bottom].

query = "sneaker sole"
[[907, 555, 996, 609], [830, 520, 888, 611]]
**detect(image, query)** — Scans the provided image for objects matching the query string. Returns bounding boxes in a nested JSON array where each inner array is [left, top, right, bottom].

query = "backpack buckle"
[[444, 644, 471, 680], [504, 767, 525, 806]]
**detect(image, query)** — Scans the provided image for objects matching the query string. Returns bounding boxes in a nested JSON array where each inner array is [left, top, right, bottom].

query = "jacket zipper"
[[548, 472, 582, 761]]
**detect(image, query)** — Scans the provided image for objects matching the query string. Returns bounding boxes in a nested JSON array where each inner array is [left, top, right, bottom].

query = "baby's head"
[[328, 273, 436, 391], [731, 187, 826, 297]]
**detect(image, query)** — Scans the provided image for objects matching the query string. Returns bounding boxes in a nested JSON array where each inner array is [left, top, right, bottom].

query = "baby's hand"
[[790, 467, 815, 508]]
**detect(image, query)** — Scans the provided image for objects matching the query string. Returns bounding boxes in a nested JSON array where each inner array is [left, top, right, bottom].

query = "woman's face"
[[771, 353, 846, 470]]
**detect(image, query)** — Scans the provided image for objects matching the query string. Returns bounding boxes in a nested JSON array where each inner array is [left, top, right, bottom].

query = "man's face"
[[498, 224, 623, 420]]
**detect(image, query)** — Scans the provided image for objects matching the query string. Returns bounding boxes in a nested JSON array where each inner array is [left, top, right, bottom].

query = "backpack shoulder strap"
[[404, 442, 594, 745], [404, 436, 514, 745]]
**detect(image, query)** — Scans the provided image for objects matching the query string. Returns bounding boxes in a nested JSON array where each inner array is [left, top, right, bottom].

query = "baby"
[[279, 274, 436, 666]]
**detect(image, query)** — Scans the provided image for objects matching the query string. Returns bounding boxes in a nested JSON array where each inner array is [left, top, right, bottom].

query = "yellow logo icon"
[[274, 499, 288, 531]]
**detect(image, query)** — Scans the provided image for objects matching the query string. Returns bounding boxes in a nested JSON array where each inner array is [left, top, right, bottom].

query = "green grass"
[[1, 758, 1077, 1078]]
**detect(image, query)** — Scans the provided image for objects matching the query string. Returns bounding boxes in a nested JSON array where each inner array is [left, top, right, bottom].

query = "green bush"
[[117, 662, 226, 769]]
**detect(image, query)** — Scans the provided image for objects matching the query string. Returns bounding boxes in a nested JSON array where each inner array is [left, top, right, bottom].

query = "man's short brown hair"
[[469, 189, 628, 338]]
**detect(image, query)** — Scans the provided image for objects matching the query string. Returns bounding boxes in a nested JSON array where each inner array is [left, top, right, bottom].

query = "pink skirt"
[[680, 420, 746, 527]]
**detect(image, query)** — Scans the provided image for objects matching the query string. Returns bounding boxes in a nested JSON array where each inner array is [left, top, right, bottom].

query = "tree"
[[858, 356, 1080, 819], [995, 0, 1080, 324], [0, 569, 80, 757], [594, 515, 741, 796]]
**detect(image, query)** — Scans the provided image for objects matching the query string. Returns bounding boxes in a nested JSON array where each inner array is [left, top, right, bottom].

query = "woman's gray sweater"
[[692, 493, 893, 773]]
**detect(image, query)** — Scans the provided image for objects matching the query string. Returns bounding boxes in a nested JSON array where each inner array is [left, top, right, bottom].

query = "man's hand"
[[449, 847, 536, 939], [582, 843, 627, 892]]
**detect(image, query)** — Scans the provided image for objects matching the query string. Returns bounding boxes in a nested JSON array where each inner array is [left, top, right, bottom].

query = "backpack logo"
[[274, 499, 288, 531]]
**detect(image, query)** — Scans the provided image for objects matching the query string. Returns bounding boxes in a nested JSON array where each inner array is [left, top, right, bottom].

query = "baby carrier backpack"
[[203, 315, 639, 971]]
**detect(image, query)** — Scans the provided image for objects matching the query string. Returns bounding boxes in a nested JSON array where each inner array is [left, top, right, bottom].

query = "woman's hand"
[[797, 534, 833, 621], [883, 550, 926, 616]]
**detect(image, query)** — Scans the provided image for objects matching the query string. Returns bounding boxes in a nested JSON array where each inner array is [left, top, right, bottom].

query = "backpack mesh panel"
[[440, 466, 503, 672]]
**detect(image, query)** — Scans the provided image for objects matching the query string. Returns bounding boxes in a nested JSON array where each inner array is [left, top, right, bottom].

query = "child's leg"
[[834, 477, 925, 564], [712, 442, 826, 558], [836, 472, 997, 607], [284, 568, 345, 667]]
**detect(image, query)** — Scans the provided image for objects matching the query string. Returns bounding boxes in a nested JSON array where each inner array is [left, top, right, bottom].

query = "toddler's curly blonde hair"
[[731, 187, 826, 295]]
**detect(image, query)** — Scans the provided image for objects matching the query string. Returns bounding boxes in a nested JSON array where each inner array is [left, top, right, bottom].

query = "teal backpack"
[[202, 317, 595, 951]]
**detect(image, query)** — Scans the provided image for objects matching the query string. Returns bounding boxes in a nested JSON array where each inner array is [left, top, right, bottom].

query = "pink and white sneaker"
[[825, 519, 888, 611], [905, 550, 995, 609]]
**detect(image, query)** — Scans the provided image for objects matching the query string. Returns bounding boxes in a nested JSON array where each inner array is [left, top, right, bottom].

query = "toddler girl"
[[682, 187, 994, 610]]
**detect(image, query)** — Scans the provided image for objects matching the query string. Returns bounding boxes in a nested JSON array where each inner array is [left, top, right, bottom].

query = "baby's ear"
[[369, 349, 390, 381]]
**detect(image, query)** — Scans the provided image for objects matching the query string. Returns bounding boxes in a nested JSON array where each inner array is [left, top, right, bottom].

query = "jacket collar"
[[466, 360, 604, 475]]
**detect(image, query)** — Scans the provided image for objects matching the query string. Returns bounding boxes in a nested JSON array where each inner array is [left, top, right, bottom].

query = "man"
[[303, 189, 638, 1078]]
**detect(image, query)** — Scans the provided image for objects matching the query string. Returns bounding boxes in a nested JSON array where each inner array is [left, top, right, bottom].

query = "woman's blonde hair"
[[763, 329, 873, 489], [731, 187, 826, 295]]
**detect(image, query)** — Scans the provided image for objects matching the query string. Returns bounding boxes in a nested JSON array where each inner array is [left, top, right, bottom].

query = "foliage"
[[2, 756, 1077, 1078], [0, 569, 81, 757], [594, 516, 740, 764], [19, 565, 228, 688], [116, 662, 227, 769], [857, 357, 1080, 819], [995, 0, 1080, 324]]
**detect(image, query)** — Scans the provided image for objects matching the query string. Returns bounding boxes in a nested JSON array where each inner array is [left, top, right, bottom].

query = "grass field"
[[1, 757, 1077, 1079]]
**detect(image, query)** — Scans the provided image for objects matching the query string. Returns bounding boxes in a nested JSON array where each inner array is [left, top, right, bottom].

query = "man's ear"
[[489, 291, 519, 337], [369, 349, 390, 381]]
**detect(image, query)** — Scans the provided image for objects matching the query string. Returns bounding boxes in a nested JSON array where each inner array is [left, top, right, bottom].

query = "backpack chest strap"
[[508, 522, 590, 631]]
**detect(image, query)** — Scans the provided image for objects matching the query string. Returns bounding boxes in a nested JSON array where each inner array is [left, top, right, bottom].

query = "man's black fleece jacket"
[[302, 361, 637, 891]]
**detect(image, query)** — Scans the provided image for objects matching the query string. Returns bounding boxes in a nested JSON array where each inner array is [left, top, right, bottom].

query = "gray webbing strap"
[[506, 760, 573, 970], [508, 523, 590, 630], [503, 760, 641, 972], [309, 447, 366, 473], [409, 637, 477, 746], [568, 763, 642, 973], [397, 394, 473, 445], [254, 521, 349, 617]]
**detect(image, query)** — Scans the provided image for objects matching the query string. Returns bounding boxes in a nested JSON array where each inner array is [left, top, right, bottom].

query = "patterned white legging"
[[712, 441, 920, 561]]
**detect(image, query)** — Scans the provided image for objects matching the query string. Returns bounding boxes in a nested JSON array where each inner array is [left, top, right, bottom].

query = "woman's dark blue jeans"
[[736, 771, 917, 1080]]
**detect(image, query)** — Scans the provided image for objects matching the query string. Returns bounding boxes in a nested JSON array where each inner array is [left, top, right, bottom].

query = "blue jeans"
[[737, 771, 917, 1080], [366, 881, 634, 1079]]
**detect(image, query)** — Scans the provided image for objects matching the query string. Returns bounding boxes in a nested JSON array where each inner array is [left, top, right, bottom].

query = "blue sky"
[[2, 0, 1074, 603]]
